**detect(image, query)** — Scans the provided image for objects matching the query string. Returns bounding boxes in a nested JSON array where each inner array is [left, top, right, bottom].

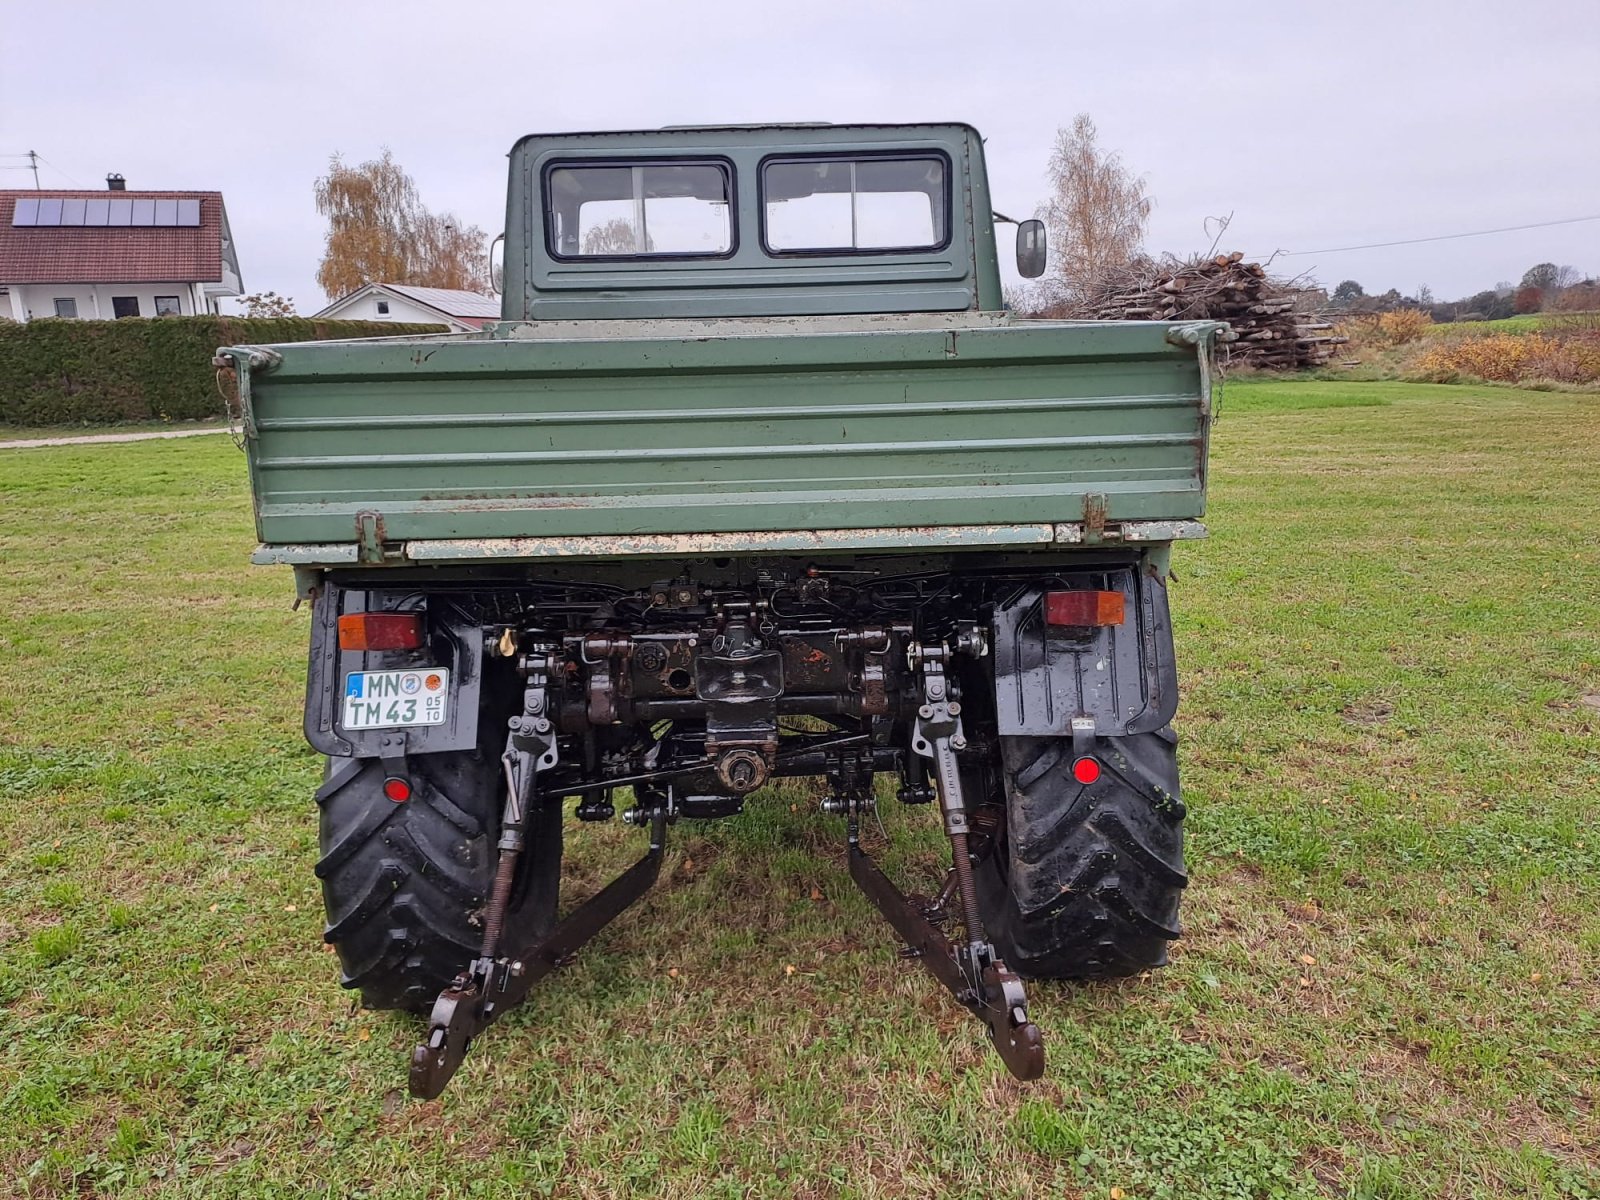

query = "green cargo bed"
[[219, 312, 1221, 562]]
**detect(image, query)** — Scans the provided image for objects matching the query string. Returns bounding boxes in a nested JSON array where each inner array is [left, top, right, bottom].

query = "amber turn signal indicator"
[[1044, 590, 1125, 627], [337, 612, 425, 652]]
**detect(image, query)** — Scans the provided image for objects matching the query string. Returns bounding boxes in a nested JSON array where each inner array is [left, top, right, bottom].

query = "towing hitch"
[[409, 635, 1044, 1098], [848, 844, 1043, 1080], [841, 638, 1044, 1082], [409, 650, 670, 1099], [409, 806, 667, 1099]]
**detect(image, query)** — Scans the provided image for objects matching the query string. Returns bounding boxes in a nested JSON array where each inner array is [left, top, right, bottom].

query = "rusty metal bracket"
[[1081, 493, 1109, 545], [355, 511, 388, 564]]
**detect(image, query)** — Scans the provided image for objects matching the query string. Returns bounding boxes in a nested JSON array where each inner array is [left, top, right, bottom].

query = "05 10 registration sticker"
[[342, 668, 450, 730]]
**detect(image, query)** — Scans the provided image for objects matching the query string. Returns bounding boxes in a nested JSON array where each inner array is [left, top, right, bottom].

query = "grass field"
[[1422, 313, 1600, 339], [2, 379, 1598, 1198]]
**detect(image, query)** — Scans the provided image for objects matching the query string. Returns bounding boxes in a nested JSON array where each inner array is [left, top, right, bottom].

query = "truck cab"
[[503, 123, 1027, 320]]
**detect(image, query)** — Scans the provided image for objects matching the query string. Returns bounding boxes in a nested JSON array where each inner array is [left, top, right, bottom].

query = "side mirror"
[[1016, 219, 1047, 279], [489, 232, 505, 295]]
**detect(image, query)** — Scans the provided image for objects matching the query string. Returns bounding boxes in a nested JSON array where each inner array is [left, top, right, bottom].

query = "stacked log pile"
[[1086, 252, 1347, 370]]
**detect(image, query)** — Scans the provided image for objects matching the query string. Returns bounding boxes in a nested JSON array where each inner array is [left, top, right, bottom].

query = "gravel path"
[[0, 427, 230, 450]]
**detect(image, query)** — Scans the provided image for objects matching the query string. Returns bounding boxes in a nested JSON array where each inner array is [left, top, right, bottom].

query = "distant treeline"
[[1327, 262, 1598, 323]]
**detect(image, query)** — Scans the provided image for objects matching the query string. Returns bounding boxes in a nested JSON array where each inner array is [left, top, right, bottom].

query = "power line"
[[1283, 214, 1600, 255], [34, 154, 83, 187], [1, 151, 84, 187], [0, 151, 42, 187]]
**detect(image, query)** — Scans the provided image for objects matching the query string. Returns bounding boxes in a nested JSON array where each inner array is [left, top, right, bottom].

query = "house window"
[[54, 298, 79, 318], [376, 299, 390, 315], [111, 296, 141, 319], [154, 295, 181, 317]]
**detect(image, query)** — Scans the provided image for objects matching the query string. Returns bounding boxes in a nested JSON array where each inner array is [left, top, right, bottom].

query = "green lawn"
[[1, 379, 1597, 1198]]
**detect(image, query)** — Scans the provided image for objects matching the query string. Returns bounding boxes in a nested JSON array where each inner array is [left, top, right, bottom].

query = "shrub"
[[0, 316, 449, 425], [1376, 309, 1432, 345], [1408, 332, 1600, 385], [1341, 308, 1432, 354]]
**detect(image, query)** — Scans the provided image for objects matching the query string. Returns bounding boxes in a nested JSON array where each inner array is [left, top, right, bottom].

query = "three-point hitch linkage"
[[408, 634, 1044, 1099]]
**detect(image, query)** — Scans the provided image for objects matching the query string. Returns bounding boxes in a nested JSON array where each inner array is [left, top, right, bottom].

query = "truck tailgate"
[[223, 315, 1220, 553]]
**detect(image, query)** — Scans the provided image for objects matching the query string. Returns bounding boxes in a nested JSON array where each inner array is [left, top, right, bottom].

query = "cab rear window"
[[545, 161, 733, 259], [762, 155, 948, 254]]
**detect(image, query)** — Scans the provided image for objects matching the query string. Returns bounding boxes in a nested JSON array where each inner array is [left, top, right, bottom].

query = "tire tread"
[[979, 728, 1186, 980], [317, 754, 498, 1012]]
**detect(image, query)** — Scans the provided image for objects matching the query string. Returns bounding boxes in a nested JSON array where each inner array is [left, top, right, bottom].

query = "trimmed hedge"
[[0, 316, 449, 424]]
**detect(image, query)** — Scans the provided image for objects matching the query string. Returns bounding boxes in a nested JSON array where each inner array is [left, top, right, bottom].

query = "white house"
[[314, 283, 499, 332], [0, 177, 242, 321]]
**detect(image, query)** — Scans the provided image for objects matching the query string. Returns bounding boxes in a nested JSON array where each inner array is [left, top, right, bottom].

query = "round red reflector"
[[383, 777, 412, 803], [1071, 756, 1101, 785]]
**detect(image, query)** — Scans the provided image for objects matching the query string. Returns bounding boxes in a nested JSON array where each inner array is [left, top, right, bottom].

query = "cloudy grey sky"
[[3, 0, 1597, 310]]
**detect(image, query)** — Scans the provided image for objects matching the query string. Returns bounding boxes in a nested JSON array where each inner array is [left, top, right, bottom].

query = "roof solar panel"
[[10, 193, 205, 229]]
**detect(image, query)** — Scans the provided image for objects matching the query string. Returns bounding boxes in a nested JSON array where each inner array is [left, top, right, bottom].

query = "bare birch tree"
[[1039, 115, 1152, 304]]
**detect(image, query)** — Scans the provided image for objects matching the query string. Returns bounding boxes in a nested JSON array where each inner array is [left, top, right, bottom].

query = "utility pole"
[[27, 150, 39, 189]]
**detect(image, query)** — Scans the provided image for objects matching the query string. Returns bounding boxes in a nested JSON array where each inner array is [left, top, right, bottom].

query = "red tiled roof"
[[0, 190, 226, 284]]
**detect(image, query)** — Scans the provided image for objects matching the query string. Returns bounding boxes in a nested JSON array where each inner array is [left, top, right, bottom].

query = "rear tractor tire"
[[314, 750, 561, 1012], [978, 727, 1187, 980]]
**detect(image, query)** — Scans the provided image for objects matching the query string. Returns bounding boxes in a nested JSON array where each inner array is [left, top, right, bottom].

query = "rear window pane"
[[764, 156, 946, 253], [547, 162, 731, 258]]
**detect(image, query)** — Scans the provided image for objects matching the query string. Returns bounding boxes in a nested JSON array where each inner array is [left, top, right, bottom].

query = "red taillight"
[[1072, 756, 1101, 785], [383, 777, 412, 803], [337, 612, 424, 652], [1045, 590, 1125, 627]]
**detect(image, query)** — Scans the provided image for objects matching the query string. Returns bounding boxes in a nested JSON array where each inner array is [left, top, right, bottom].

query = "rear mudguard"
[[989, 563, 1178, 738], [303, 581, 484, 758]]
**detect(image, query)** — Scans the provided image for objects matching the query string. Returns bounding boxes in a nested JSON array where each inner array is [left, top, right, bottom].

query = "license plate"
[[342, 668, 451, 730]]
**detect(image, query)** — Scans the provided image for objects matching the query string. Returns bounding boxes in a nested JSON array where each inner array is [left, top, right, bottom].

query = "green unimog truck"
[[218, 122, 1222, 1098]]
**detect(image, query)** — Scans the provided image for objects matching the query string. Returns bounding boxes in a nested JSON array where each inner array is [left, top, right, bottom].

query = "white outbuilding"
[[314, 283, 499, 332]]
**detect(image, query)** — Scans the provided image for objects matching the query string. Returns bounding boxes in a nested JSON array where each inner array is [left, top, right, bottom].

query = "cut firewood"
[[1054, 251, 1338, 370]]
